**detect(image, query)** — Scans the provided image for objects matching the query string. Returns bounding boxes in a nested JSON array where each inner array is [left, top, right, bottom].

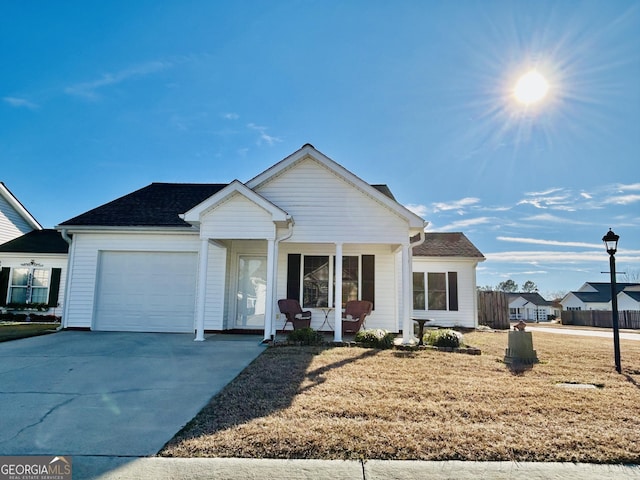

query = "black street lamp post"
[[602, 228, 621, 374]]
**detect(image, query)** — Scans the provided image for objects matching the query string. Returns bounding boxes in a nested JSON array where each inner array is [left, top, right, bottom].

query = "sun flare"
[[514, 70, 549, 105]]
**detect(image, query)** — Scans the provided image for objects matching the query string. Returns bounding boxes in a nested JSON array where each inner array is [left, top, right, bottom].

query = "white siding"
[[65, 232, 200, 328], [255, 158, 410, 244], [0, 195, 34, 244], [411, 258, 479, 328], [203, 242, 227, 330], [276, 243, 399, 332], [200, 193, 276, 240], [561, 293, 585, 310], [618, 292, 640, 311]]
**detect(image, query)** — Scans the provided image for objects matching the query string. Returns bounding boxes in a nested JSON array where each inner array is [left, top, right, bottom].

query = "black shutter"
[[0, 267, 9, 307], [361, 255, 375, 309], [448, 272, 458, 311], [48, 268, 62, 307], [287, 254, 301, 301]]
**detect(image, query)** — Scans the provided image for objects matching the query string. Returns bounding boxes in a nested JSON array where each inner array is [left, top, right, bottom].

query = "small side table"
[[413, 318, 431, 345], [320, 308, 334, 331]]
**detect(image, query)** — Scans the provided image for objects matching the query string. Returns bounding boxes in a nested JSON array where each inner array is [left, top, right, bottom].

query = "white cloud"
[[405, 203, 428, 218], [580, 192, 592, 199], [523, 187, 564, 196], [486, 250, 640, 264], [432, 197, 480, 213], [617, 183, 640, 191], [603, 194, 640, 205], [436, 216, 492, 231], [3, 96, 38, 109], [486, 250, 604, 263], [222, 112, 239, 120], [247, 123, 282, 146], [523, 213, 591, 225], [65, 60, 172, 100], [497, 236, 601, 248]]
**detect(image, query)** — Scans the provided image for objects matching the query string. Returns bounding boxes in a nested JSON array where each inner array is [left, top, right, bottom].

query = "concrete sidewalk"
[[73, 457, 640, 480], [527, 325, 640, 341]]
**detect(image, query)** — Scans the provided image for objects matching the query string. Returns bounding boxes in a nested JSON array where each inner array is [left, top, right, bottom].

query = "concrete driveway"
[[0, 331, 264, 456]]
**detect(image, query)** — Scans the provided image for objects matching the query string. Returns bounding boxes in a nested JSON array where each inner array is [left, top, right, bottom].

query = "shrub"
[[424, 329, 463, 348], [354, 329, 395, 349], [287, 327, 324, 345]]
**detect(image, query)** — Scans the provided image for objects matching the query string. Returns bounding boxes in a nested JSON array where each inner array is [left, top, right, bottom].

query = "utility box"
[[504, 330, 539, 366]]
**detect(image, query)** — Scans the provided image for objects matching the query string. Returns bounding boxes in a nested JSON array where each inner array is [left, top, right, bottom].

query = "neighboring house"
[[507, 292, 553, 322], [412, 232, 484, 328], [0, 229, 69, 316], [561, 282, 640, 311], [57, 144, 482, 342], [0, 182, 42, 244], [618, 287, 640, 311]]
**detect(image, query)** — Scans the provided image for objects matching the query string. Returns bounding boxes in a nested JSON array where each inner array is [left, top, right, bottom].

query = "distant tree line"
[[478, 279, 538, 293]]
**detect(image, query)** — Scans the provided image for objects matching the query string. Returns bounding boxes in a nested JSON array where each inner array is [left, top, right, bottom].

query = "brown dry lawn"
[[160, 330, 640, 463]]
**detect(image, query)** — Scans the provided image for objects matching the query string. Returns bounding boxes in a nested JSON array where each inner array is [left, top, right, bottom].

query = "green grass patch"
[[0, 322, 60, 342]]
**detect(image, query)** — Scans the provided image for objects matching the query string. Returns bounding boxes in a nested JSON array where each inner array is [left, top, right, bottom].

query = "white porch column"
[[194, 238, 209, 341], [334, 242, 343, 342], [264, 239, 276, 342], [401, 243, 413, 344]]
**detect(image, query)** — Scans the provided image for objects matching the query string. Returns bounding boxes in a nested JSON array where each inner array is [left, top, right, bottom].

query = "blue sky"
[[1, 0, 639, 297]]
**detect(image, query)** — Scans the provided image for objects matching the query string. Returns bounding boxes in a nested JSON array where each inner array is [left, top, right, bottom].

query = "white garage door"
[[94, 251, 198, 333]]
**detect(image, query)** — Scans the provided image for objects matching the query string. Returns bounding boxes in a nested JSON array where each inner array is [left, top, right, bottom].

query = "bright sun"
[[514, 70, 549, 105]]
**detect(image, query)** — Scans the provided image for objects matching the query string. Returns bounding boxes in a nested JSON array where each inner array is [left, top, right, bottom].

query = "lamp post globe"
[[602, 228, 619, 255]]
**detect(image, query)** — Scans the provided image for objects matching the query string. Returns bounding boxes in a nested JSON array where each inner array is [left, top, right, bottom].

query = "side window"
[[427, 273, 447, 310], [413, 271, 459, 311], [413, 272, 425, 310]]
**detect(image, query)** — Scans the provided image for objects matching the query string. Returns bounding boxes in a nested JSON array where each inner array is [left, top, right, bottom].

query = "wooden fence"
[[561, 310, 640, 330], [477, 291, 510, 330]]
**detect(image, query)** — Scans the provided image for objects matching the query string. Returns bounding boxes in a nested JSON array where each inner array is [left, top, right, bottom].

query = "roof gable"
[[0, 182, 42, 232], [246, 144, 425, 230], [507, 292, 551, 306], [412, 232, 484, 259], [181, 180, 290, 226], [621, 290, 640, 302]]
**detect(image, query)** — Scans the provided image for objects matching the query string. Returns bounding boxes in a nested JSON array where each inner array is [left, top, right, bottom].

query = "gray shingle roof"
[[58, 183, 227, 228], [0, 229, 68, 254], [507, 292, 552, 306], [412, 232, 484, 258], [622, 290, 640, 302], [58, 181, 399, 228], [572, 282, 640, 303]]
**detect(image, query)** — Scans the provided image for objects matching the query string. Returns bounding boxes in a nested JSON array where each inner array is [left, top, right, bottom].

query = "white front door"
[[235, 256, 267, 328]]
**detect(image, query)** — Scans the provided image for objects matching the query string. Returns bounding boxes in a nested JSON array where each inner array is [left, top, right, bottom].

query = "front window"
[[9, 267, 50, 305], [303, 256, 329, 308], [299, 255, 369, 309], [336, 256, 359, 307]]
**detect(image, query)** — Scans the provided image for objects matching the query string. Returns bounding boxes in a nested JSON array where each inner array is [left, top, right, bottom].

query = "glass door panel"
[[235, 256, 267, 328]]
